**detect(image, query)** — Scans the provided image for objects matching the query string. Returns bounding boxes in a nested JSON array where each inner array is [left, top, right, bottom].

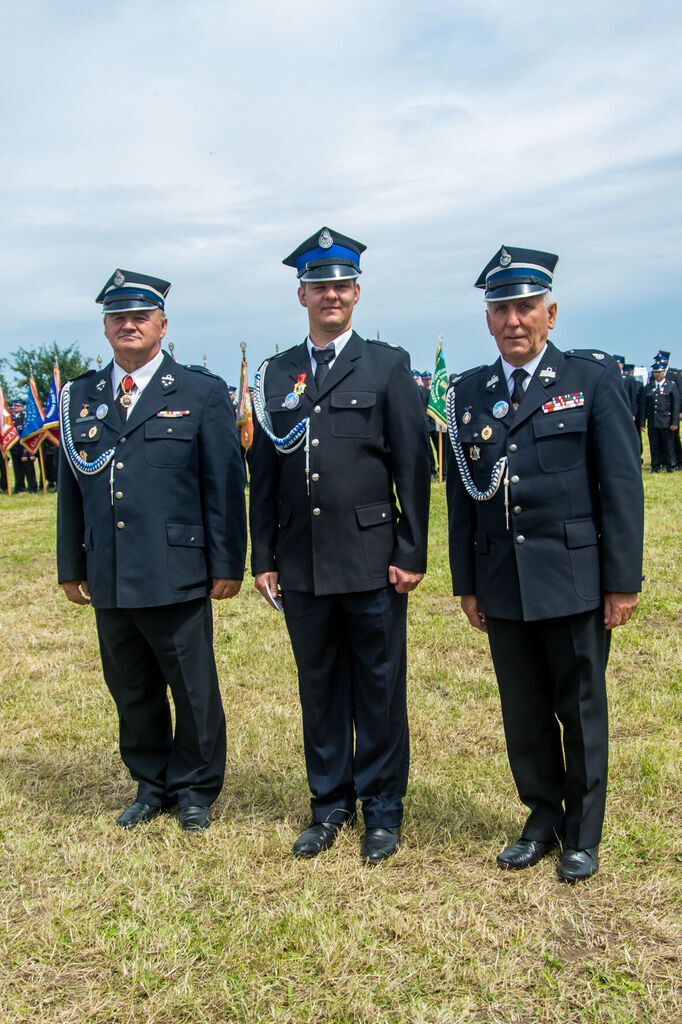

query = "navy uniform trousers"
[[486, 610, 610, 849], [447, 342, 643, 850], [283, 586, 408, 828], [94, 598, 226, 808]]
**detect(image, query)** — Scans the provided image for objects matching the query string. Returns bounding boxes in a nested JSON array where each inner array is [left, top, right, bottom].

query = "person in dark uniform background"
[[446, 246, 644, 882], [651, 350, 681, 468], [414, 369, 438, 477], [57, 269, 247, 830], [249, 228, 431, 863], [421, 370, 440, 478], [639, 357, 680, 472], [10, 402, 38, 493]]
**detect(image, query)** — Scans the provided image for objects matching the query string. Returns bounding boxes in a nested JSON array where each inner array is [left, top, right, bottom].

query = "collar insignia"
[[485, 374, 499, 389], [96, 379, 106, 391], [161, 374, 175, 388]]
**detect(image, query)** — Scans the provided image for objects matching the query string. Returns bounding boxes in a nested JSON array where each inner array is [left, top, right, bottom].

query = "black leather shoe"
[[557, 846, 599, 882], [292, 821, 342, 858], [116, 801, 162, 829], [361, 827, 400, 863], [496, 837, 556, 870], [178, 805, 212, 831]]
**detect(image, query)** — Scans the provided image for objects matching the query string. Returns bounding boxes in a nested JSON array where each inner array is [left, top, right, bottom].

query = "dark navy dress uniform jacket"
[[249, 332, 431, 591], [447, 342, 644, 621], [57, 352, 247, 606]]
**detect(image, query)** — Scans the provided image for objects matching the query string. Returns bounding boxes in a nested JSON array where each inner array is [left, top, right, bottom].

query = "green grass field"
[[0, 477, 680, 1023]]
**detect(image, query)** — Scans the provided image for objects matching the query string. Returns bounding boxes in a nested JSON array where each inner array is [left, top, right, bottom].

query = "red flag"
[[0, 385, 19, 457], [236, 347, 254, 450]]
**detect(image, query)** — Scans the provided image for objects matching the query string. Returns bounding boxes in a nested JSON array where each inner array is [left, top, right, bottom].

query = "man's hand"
[[254, 571, 282, 608], [461, 594, 487, 632], [671, 423, 678, 431], [603, 592, 639, 630], [388, 566, 424, 594], [210, 578, 242, 600], [61, 580, 91, 606]]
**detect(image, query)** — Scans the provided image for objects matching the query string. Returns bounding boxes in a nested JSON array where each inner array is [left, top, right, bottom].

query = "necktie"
[[312, 344, 335, 388], [510, 368, 528, 410], [116, 375, 135, 422]]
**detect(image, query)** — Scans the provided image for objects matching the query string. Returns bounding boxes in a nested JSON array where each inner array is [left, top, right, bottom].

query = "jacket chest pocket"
[[331, 391, 376, 438], [265, 395, 306, 435], [145, 418, 195, 466], [458, 420, 502, 465], [532, 409, 587, 472]]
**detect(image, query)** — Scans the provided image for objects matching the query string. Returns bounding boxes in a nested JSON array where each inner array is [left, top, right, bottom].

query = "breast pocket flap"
[[331, 391, 376, 409], [145, 419, 194, 441]]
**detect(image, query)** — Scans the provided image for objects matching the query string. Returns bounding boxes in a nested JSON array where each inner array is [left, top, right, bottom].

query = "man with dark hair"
[[250, 228, 430, 863]]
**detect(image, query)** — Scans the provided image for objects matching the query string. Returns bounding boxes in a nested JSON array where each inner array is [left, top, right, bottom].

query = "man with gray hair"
[[446, 246, 644, 882]]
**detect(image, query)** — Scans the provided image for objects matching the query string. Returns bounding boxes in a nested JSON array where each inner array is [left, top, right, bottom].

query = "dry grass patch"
[[0, 480, 680, 1023]]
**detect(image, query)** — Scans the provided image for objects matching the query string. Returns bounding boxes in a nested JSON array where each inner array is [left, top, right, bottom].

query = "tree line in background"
[[0, 343, 91, 405]]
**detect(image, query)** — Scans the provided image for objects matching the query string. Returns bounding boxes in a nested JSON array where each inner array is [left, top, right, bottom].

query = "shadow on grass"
[[0, 754, 518, 845]]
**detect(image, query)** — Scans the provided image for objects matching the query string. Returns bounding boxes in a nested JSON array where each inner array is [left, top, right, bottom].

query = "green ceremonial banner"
[[427, 344, 448, 428]]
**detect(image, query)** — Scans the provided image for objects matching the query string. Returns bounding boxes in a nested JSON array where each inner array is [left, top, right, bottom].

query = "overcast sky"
[[2, 0, 681, 387]]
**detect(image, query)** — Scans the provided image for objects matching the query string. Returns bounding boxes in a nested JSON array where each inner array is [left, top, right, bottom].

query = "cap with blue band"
[[283, 227, 366, 281], [475, 245, 558, 301], [96, 269, 171, 313]]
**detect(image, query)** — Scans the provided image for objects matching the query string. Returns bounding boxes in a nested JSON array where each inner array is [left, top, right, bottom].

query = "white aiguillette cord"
[[446, 385, 510, 529], [253, 359, 312, 493]]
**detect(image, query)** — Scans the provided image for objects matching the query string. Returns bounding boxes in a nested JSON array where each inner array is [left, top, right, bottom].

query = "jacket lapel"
[[313, 332, 364, 402], [479, 357, 514, 427], [81, 361, 121, 435]]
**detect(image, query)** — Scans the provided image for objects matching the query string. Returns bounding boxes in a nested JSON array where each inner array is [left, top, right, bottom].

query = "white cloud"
[[1, 1, 682, 379]]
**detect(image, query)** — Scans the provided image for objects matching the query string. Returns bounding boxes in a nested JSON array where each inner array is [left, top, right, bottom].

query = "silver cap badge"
[[113, 270, 125, 286], [499, 248, 512, 267], [318, 229, 333, 249]]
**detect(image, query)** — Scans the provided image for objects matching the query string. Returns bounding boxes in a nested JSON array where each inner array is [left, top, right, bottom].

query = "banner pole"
[[438, 426, 443, 483], [37, 441, 48, 494]]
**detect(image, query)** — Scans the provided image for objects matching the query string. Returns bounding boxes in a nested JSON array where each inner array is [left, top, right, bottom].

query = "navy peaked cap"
[[476, 245, 558, 301], [283, 227, 366, 281], [97, 269, 171, 314]]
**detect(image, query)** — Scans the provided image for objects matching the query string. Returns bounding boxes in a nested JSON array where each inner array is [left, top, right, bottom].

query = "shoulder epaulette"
[[72, 367, 97, 382], [183, 364, 220, 378], [449, 364, 487, 386], [367, 338, 405, 353], [564, 349, 613, 366]]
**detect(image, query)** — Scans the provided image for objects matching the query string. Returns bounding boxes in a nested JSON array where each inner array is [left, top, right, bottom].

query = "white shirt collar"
[[111, 348, 165, 394], [307, 328, 353, 371], [500, 344, 548, 394]]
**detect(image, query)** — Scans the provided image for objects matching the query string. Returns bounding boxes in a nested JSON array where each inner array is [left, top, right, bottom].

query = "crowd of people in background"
[[1, 347, 680, 494]]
